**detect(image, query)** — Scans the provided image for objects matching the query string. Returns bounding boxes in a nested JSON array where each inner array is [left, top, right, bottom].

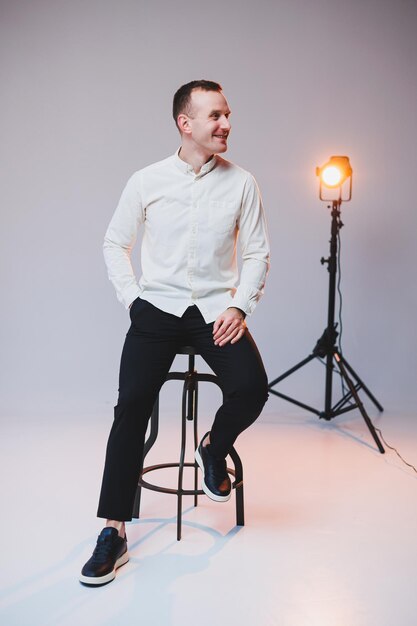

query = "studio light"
[[316, 155, 352, 201], [268, 155, 384, 453]]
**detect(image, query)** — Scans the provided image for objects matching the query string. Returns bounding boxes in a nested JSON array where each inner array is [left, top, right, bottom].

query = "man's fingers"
[[213, 318, 232, 339], [213, 318, 223, 334], [213, 318, 241, 342], [218, 327, 244, 346], [215, 322, 245, 346], [230, 328, 245, 344]]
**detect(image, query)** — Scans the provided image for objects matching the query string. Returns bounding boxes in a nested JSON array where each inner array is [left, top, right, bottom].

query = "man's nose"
[[220, 116, 231, 131]]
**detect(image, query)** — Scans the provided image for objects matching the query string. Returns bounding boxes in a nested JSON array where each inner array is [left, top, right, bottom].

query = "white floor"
[[1, 406, 416, 626]]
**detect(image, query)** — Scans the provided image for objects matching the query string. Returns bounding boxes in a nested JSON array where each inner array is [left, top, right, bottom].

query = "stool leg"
[[177, 380, 189, 540], [132, 396, 160, 519], [229, 446, 245, 526], [193, 382, 199, 508]]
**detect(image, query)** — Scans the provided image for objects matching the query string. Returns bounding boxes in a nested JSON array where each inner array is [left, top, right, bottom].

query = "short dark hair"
[[173, 80, 222, 130]]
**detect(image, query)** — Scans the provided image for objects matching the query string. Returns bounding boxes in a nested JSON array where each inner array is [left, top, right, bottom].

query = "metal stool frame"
[[132, 346, 245, 540]]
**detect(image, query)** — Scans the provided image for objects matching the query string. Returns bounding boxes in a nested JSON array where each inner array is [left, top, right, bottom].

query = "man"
[[80, 80, 270, 586]]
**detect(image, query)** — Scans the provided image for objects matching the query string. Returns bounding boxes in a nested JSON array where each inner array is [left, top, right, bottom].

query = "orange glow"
[[321, 165, 342, 187], [316, 156, 352, 190]]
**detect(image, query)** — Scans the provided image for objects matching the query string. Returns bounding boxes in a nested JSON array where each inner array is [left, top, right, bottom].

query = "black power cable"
[[335, 222, 416, 474], [375, 427, 417, 474], [336, 227, 350, 400]]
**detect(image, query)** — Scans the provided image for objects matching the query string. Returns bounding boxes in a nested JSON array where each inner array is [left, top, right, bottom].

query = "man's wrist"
[[227, 306, 246, 320]]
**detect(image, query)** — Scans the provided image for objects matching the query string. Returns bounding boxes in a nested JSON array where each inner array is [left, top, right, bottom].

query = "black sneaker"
[[195, 432, 231, 502], [79, 527, 129, 586]]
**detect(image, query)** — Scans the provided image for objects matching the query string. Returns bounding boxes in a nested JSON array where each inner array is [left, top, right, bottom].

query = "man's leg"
[[80, 298, 180, 586], [183, 306, 269, 499], [96, 332, 178, 522], [97, 298, 181, 522], [200, 329, 268, 457]]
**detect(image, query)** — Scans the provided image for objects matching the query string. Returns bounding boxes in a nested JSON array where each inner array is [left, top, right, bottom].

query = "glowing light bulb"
[[321, 165, 342, 187]]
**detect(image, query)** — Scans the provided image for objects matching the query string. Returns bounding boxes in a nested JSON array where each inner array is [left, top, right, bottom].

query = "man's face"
[[183, 89, 231, 156]]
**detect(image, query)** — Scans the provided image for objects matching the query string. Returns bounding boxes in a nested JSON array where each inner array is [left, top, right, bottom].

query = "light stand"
[[268, 158, 384, 453]]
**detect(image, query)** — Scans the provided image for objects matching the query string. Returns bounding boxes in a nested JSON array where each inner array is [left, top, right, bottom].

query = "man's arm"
[[103, 172, 144, 309], [232, 173, 270, 315], [212, 174, 270, 346]]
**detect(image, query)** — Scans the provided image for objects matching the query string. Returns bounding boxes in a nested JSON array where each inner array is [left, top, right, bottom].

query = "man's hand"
[[213, 307, 246, 346]]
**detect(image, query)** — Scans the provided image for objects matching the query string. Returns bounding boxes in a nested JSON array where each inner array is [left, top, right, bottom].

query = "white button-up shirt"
[[103, 149, 270, 323]]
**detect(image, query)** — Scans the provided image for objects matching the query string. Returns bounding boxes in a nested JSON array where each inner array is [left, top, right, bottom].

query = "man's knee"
[[230, 374, 269, 409], [115, 387, 157, 419], [248, 379, 269, 409]]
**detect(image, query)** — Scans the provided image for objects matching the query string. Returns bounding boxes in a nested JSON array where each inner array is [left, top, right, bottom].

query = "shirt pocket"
[[208, 200, 238, 234]]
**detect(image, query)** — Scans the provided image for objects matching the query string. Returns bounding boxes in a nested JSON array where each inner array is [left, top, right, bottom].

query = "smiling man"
[[80, 80, 270, 586]]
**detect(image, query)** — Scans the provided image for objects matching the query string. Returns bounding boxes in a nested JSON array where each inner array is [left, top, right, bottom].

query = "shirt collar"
[[173, 147, 217, 177]]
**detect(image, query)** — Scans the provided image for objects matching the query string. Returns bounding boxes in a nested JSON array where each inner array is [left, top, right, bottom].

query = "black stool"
[[132, 345, 245, 540]]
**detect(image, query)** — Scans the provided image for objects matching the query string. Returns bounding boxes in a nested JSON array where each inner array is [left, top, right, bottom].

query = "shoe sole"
[[79, 550, 130, 586], [195, 447, 231, 502]]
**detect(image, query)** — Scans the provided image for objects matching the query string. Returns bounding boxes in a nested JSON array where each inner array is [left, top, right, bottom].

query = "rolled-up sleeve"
[[103, 171, 145, 309], [231, 174, 270, 316]]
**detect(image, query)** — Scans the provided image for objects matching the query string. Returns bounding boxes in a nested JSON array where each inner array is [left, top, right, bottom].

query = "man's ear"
[[177, 113, 192, 135]]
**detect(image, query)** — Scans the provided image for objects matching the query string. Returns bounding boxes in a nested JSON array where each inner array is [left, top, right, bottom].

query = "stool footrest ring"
[[139, 462, 241, 496], [132, 350, 245, 539]]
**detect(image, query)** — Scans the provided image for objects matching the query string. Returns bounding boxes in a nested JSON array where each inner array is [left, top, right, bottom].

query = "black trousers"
[[97, 298, 269, 521]]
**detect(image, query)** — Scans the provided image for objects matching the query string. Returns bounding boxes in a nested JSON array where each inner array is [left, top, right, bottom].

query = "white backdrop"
[[1, 0, 416, 419]]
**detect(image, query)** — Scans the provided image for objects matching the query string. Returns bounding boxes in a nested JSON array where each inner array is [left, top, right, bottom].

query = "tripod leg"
[[268, 354, 316, 388], [333, 352, 385, 454], [268, 354, 323, 415], [339, 355, 384, 412]]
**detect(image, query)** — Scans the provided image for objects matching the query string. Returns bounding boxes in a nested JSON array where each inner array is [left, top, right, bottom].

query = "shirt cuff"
[[229, 286, 260, 317]]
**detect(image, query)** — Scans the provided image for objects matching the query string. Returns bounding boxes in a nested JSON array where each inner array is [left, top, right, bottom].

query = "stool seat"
[[132, 346, 245, 540]]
